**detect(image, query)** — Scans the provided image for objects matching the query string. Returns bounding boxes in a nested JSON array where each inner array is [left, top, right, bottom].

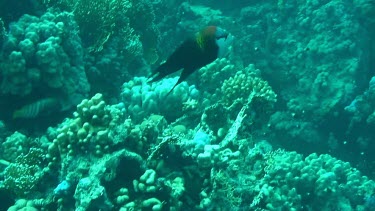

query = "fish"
[[148, 26, 233, 96], [12, 98, 61, 119]]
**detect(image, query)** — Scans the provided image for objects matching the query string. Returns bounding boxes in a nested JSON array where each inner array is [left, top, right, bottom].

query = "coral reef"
[[0, 9, 89, 121], [121, 76, 201, 122], [243, 147, 375, 210], [232, 0, 375, 168], [196, 57, 235, 94], [1, 10, 88, 97], [220, 64, 276, 109], [0, 92, 374, 210], [3, 148, 48, 197], [71, 0, 132, 52], [1, 0, 375, 210]]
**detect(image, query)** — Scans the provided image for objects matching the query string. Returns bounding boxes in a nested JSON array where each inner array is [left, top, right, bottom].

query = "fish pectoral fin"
[[165, 68, 195, 97], [147, 72, 159, 83], [149, 62, 177, 83]]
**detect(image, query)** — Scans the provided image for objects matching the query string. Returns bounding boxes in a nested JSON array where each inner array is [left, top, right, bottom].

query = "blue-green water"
[[0, 0, 374, 210]]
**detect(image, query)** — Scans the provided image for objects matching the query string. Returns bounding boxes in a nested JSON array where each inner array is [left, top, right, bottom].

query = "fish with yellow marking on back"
[[148, 26, 234, 96]]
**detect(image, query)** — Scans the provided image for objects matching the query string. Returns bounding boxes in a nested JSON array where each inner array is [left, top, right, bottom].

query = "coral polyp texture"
[[247, 149, 375, 210], [0, 91, 374, 210], [48, 93, 124, 159], [0, 11, 88, 98], [220, 64, 277, 108], [71, 0, 132, 52], [121, 76, 200, 122], [0, 10, 89, 121], [1, 0, 375, 210]]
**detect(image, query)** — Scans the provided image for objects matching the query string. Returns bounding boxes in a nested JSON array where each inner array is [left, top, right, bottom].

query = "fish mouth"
[[216, 33, 229, 40], [216, 33, 234, 58]]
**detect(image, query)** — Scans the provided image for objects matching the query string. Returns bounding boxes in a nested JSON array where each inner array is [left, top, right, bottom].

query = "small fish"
[[148, 26, 233, 96], [13, 98, 61, 119]]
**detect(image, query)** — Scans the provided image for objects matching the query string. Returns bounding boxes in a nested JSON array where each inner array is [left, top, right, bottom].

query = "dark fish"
[[148, 26, 233, 96]]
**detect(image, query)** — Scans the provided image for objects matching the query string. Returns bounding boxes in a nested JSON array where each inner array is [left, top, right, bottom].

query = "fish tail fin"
[[12, 109, 23, 119]]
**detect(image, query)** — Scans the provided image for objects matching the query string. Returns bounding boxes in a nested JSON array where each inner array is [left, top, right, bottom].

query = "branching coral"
[[51, 0, 159, 59]]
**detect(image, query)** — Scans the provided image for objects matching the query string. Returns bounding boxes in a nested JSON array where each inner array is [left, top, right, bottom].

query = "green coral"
[[219, 64, 277, 129], [248, 150, 375, 210], [1, 132, 29, 162], [72, 0, 132, 52], [221, 64, 277, 108], [50, 0, 159, 58], [198, 58, 235, 93], [3, 148, 47, 197], [121, 169, 163, 210], [128, 0, 160, 64], [48, 93, 124, 159]]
